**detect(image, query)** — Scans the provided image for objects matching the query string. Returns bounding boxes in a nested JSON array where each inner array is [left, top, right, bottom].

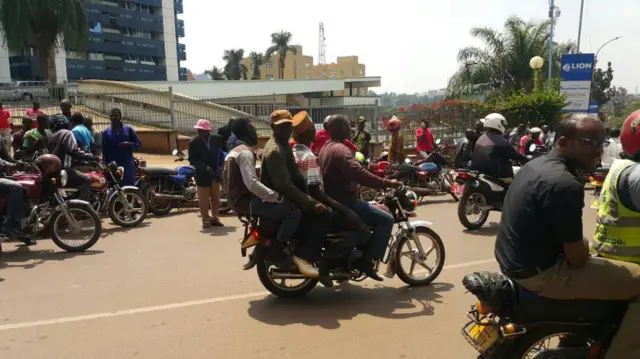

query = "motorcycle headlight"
[[400, 189, 418, 211], [60, 170, 68, 187], [117, 166, 124, 179]]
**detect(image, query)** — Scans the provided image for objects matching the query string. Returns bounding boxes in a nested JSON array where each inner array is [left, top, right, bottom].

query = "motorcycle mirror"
[[171, 149, 178, 156], [435, 139, 442, 145], [529, 143, 537, 153], [404, 158, 411, 164]]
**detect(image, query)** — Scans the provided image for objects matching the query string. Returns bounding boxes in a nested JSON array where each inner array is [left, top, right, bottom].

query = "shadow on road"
[[0, 246, 103, 270], [419, 193, 457, 205], [247, 282, 454, 329], [148, 208, 199, 219], [462, 222, 500, 237], [101, 222, 152, 237]]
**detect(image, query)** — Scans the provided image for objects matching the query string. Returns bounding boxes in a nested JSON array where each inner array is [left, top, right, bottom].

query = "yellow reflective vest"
[[593, 159, 640, 263]]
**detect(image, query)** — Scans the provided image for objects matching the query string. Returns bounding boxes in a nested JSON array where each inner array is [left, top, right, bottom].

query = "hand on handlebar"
[[386, 179, 401, 188]]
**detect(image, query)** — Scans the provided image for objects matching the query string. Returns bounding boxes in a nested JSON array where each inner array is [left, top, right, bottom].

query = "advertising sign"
[[588, 101, 599, 114], [560, 53, 595, 112]]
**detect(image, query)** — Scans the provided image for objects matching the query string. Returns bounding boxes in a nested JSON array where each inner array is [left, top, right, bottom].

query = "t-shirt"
[[495, 150, 585, 275], [0, 109, 11, 129], [293, 144, 322, 187], [26, 109, 45, 118], [71, 124, 94, 151], [311, 128, 330, 154], [23, 129, 51, 150], [415, 127, 434, 153]]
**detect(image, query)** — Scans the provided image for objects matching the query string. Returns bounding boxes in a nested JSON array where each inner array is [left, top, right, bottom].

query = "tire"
[[22, 93, 33, 101], [50, 203, 102, 252], [218, 206, 232, 214], [457, 189, 489, 230], [395, 226, 446, 286], [143, 183, 173, 216], [256, 254, 317, 298], [500, 326, 591, 358], [108, 188, 148, 227]]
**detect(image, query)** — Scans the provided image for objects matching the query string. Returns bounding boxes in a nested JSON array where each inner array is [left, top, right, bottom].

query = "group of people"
[[0, 100, 142, 243]]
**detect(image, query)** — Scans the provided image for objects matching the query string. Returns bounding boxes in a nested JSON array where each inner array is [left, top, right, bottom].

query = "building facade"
[[240, 45, 367, 96], [3, 0, 187, 83]]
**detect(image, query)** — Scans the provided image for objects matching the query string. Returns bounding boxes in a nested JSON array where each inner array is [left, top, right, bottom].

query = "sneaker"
[[210, 217, 224, 227], [292, 256, 319, 278]]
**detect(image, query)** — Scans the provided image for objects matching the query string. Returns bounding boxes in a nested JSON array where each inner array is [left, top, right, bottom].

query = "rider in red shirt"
[[519, 127, 544, 154], [415, 119, 434, 159]]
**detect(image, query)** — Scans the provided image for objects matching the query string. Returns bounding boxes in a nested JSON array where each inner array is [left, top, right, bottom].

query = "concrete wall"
[[161, 0, 179, 81]]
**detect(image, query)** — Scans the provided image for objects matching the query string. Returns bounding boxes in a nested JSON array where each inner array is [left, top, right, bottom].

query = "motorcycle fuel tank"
[[86, 171, 107, 190]]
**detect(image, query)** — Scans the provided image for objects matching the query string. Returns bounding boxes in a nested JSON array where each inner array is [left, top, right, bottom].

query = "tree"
[[222, 49, 248, 80], [591, 61, 614, 109], [204, 66, 226, 80], [0, 0, 89, 84], [249, 52, 265, 80], [265, 31, 297, 79], [447, 16, 576, 100]]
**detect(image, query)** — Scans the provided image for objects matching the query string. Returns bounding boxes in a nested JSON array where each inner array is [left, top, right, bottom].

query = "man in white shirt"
[[602, 128, 623, 168]]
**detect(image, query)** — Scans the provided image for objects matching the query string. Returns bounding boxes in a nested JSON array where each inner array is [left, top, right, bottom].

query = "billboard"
[[560, 53, 595, 112]]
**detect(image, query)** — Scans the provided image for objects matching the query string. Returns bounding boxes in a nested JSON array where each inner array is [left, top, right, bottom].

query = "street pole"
[[547, 0, 555, 91], [577, 0, 585, 52]]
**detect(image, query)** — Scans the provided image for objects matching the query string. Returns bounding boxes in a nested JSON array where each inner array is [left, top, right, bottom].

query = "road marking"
[[0, 258, 495, 331]]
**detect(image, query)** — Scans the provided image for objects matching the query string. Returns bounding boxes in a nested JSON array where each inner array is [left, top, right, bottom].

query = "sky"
[[180, 0, 639, 94]]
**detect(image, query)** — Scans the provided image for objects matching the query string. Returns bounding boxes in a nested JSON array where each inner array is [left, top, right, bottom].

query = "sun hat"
[[194, 119, 212, 131], [270, 110, 293, 125]]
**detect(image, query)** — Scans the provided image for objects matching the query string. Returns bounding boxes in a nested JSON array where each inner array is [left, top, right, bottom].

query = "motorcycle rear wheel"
[[457, 190, 490, 230], [256, 256, 317, 298], [500, 326, 591, 358], [51, 203, 101, 252], [142, 183, 173, 216]]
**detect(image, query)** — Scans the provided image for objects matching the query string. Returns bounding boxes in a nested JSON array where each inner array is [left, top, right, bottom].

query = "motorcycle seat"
[[141, 167, 178, 176]]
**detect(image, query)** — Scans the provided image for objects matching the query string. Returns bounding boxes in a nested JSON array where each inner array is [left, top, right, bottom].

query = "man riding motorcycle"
[[47, 115, 98, 201], [0, 136, 29, 241], [471, 113, 528, 183], [520, 126, 544, 155], [593, 110, 640, 264], [454, 128, 477, 169]]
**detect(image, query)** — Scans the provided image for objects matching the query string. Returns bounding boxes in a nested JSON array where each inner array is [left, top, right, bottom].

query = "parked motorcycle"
[[460, 271, 626, 358], [359, 152, 390, 201], [139, 150, 230, 216], [238, 185, 446, 298], [1, 165, 101, 252]]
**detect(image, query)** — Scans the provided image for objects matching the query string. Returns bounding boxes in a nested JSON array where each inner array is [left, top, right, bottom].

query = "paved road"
[[0, 193, 599, 359]]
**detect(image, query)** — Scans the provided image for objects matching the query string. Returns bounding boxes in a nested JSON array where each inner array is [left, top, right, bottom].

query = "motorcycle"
[[359, 152, 391, 201], [1, 166, 102, 252], [64, 161, 148, 227], [238, 185, 446, 298], [139, 150, 230, 216], [460, 271, 627, 358], [589, 167, 609, 209]]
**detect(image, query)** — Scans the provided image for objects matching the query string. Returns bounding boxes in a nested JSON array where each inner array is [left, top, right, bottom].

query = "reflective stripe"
[[592, 240, 640, 259], [596, 215, 640, 227], [596, 160, 640, 227]]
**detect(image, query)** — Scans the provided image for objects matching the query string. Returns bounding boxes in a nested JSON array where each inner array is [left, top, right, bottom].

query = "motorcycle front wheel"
[[457, 190, 490, 230], [142, 183, 173, 216], [395, 227, 446, 286], [51, 203, 101, 252], [108, 188, 148, 227]]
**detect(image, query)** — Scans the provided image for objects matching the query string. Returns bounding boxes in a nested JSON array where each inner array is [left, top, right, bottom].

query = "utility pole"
[[547, 0, 555, 91], [577, 0, 585, 52]]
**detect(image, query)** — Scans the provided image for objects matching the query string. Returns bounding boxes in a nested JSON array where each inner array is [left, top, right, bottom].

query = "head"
[[554, 114, 605, 173], [36, 115, 49, 131], [230, 117, 257, 146], [422, 119, 430, 128], [326, 114, 351, 141], [483, 113, 508, 135], [70, 112, 84, 128], [475, 119, 485, 136], [50, 115, 70, 132], [620, 110, 640, 162], [609, 128, 621, 139], [517, 123, 527, 134], [541, 125, 549, 134], [109, 108, 122, 127], [84, 116, 94, 131], [60, 100, 72, 115], [357, 116, 366, 131], [193, 119, 212, 138], [21, 116, 33, 131], [292, 111, 316, 146], [270, 110, 294, 142], [323, 115, 331, 130], [464, 128, 477, 142], [32, 100, 40, 111], [35, 154, 62, 176], [530, 127, 542, 139], [387, 116, 402, 133]]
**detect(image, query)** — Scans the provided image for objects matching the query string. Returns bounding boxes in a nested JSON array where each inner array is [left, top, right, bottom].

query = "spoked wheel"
[[108, 188, 148, 227], [256, 257, 317, 298], [395, 227, 445, 286], [457, 190, 490, 230], [504, 328, 591, 359], [51, 203, 101, 252], [143, 184, 173, 216]]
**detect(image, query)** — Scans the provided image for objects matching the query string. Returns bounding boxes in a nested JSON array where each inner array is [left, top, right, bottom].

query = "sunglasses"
[[576, 137, 603, 149]]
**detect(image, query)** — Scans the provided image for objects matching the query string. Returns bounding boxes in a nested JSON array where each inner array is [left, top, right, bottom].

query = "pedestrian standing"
[[12, 116, 33, 155], [84, 116, 102, 156], [102, 108, 141, 186], [0, 102, 12, 150], [189, 119, 225, 228]]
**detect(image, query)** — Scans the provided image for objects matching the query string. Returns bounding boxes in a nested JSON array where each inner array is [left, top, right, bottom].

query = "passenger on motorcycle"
[[474, 119, 484, 137], [224, 117, 302, 255], [0, 137, 28, 240], [471, 113, 528, 183], [292, 112, 370, 286], [47, 115, 97, 202], [23, 115, 51, 156], [415, 119, 434, 159], [496, 114, 640, 359], [453, 128, 477, 169], [261, 110, 332, 279], [593, 110, 640, 265], [519, 126, 544, 155], [386, 116, 405, 164], [318, 114, 400, 281]]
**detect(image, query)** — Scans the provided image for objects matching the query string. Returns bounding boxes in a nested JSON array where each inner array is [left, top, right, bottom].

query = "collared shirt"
[[293, 143, 322, 187], [72, 124, 94, 151], [495, 149, 585, 274], [228, 140, 280, 203]]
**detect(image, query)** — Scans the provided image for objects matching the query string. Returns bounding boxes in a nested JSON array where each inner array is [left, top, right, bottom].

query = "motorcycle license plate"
[[239, 233, 260, 248], [452, 183, 465, 195], [591, 181, 603, 187], [469, 324, 499, 353]]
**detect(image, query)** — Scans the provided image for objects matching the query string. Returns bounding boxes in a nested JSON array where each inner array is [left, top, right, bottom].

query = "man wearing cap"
[[415, 119, 434, 159], [353, 116, 371, 159], [261, 110, 332, 278]]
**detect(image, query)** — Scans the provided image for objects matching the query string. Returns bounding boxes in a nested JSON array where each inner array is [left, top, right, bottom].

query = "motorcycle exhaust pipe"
[[409, 187, 432, 195], [270, 272, 350, 280], [151, 194, 185, 201]]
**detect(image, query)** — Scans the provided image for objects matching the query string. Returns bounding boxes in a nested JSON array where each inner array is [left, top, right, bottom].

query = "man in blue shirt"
[[102, 108, 141, 186], [70, 112, 93, 152]]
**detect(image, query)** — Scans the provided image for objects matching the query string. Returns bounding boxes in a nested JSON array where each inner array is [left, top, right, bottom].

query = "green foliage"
[[249, 52, 265, 80], [204, 66, 225, 80], [591, 61, 614, 108], [222, 49, 248, 80], [498, 89, 567, 127], [605, 99, 640, 128], [266, 31, 297, 79]]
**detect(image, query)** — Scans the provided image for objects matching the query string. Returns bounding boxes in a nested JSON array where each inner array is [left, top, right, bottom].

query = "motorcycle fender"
[[53, 199, 95, 214], [108, 186, 140, 201], [409, 220, 433, 230]]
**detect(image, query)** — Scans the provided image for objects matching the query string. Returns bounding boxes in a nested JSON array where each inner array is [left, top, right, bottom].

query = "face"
[[109, 111, 121, 125], [61, 103, 71, 113], [330, 118, 351, 141], [37, 118, 49, 130], [542, 126, 549, 134], [532, 132, 540, 139], [246, 125, 258, 146], [22, 119, 33, 130], [558, 119, 605, 173], [296, 125, 316, 145], [272, 122, 293, 141], [33, 102, 40, 110], [357, 121, 365, 131], [197, 129, 210, 138]]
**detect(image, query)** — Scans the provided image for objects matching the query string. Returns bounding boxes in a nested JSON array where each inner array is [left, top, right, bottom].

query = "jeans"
[[295, 211, 333, 262], [419, 150, 431, 159], [249, 197, 301, 244], [347, 198, 394, 260], [0, 178, 24, 221], [67, 168, 91, 202]]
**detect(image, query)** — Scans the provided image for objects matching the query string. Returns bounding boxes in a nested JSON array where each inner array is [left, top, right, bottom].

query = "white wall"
[[0, 42, 11, 83], [162, 0, 179, 81], [53, 39, 67, 84]]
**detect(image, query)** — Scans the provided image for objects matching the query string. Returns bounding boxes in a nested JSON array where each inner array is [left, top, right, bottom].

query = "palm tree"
[[222, 49, 248, 80], [266, 31, 297, 79], [447, 16, 576, 100], [0, 0, 88, 84], [204, 66, 226, 80], [249, 52, 265, 80]]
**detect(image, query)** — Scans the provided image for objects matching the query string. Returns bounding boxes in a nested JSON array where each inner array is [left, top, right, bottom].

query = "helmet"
[[530, 127, 542, 134], [50, 115, 69, 132], [483, 113, 508, 134], [34, 154, 62, 176], [620, 110, 640, 158], [355, 152, 365, 163], [387, 116, 401, 132]]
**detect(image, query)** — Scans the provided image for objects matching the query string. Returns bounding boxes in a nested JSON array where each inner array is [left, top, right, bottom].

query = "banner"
[[560, 53, 595, 112]]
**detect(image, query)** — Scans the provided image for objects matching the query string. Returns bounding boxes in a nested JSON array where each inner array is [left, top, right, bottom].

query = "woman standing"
[[189, 119, 225, 228]]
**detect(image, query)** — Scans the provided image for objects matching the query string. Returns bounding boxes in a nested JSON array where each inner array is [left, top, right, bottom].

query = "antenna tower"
[[318, 22, 326, 65]]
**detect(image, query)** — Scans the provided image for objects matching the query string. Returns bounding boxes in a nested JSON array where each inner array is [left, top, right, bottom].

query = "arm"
[[187, 140, 209, 174], [236, 150, 281, 203], [64, 132, 95, 161], [128, 127, 141, 149], [338, 146, 393, 189], [264, 150, 316, 211], [499, 141, 528, 163], [548, 181, 589, 268], [0, 141, 14, 163]]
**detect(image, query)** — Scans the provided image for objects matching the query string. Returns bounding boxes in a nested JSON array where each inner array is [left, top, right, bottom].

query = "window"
[[102, 27, 120, 34], [104, 54, 122, 61], [265, 62, 273, 68], [317, 71, 324, 76], [265, 74, 274, 80], [88, 52, 104, 61], [140, 56, 156, 65], [360, 69, 363, 75], [124, 54, 138, 64], [66, 51, 85, 60], [305, 63, 310, 69]]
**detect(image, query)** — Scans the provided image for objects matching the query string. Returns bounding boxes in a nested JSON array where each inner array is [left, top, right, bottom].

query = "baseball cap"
[[292, 111, 313, 135], [358, 116, 366, 123], [270, 110, 293, 125]]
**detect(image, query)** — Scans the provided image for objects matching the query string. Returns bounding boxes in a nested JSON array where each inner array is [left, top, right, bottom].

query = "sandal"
[[210, 217, 224, 227], [202, 218, 212, 228]]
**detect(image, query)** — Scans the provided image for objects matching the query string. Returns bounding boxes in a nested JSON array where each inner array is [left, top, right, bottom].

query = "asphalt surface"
[[0, 192, 599, 359]]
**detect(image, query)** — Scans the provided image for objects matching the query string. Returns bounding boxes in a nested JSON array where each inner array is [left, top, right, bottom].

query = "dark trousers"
[[249, 197, 301, 244], [295, 211, 333, 262], [66, 168, 91, 202], [0, 178, 24, 221]]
